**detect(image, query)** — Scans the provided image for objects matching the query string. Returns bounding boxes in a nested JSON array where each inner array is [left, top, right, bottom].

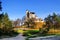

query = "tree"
[[39, 13, 59, 34], [13, 18, 21, 27], [3, 13, 12, 27], [44, 12, 60, 30], [0, 1, 2, 11], [24, 18, 35, 28], [0, 13, 13, 34], [44, 14, 53, 29], [2, 13, 13, 33], [53, 14, 60, 29], [0, 13, 4, 28]]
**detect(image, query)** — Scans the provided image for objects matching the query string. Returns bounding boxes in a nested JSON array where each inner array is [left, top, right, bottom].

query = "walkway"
[[0, 34, 26, 40]]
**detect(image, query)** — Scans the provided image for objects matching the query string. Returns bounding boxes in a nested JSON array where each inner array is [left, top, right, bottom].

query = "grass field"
[[14, 28, 60, 35]]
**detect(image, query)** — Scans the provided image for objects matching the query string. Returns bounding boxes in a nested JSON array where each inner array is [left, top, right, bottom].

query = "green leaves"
[[0, 12, 12, 29], [44, 12, 60, 29], [0, 1, 2, 11]]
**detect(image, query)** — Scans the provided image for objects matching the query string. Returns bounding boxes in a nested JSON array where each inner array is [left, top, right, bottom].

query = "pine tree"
[[0, 1, 2, 11]]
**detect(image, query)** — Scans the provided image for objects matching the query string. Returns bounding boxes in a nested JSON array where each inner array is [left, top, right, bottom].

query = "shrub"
[[27, 30, 39, 35], [0, 28, 19, 37], [7, 30, 19, 37], [23, 31, 30, 36]]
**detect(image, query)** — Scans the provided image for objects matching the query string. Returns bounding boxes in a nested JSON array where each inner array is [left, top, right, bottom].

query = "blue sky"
[[1, 0, 60, 20]]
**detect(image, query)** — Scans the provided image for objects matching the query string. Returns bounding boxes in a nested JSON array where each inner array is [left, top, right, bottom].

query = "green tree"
[[44, 14, 53, 29], [0, 13, 13, 33], [39, 13, 58, 34], [0, 13, 4, 28], [3, 13, 12, 27], [53, 14, 60, 29], [44, 12, 60, 30], [3, 13, 13, 32], [0, 1, 2, 11]]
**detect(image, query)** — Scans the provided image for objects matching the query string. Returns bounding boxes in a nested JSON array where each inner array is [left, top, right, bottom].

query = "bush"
[[0, 28, 3, 36], [23, 31, 31, 36], [27, 30, 39, 35], [0, 28, 19, 38], [6, 30, 19, 37]]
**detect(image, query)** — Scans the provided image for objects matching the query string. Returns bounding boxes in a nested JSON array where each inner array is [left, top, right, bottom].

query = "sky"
[[1, 0, 60, 20]]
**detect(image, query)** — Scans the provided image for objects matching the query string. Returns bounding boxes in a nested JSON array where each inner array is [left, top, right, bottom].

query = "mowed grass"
[[17, 30, 24, 33], [14, 28, 60, 36], [14, 28, 39, 34]]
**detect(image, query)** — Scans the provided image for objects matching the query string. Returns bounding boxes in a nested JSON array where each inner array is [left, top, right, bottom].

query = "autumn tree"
[[24, 18, 35, 28]]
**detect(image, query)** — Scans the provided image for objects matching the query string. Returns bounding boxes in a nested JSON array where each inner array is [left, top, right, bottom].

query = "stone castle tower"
[[26, 10, 36, 19], [26, 10, 30, 19]]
